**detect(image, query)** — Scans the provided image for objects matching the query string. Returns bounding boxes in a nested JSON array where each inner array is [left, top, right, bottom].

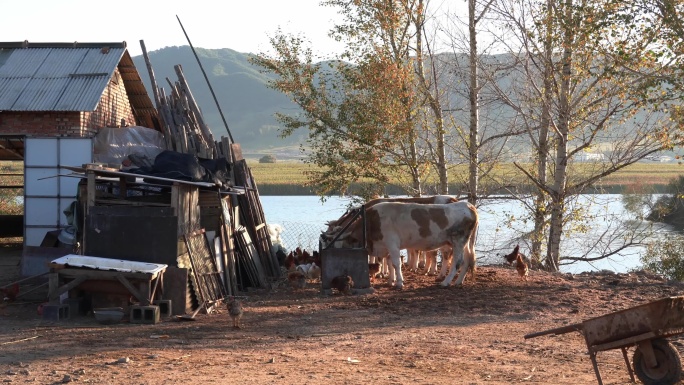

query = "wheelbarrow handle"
[[524, 323, 583, 339]]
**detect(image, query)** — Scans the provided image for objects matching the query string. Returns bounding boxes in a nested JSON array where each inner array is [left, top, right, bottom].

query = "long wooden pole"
[[176, 15, 235, 145]]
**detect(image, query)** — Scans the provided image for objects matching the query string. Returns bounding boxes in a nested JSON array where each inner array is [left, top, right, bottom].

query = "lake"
[[260, 194, 673, 274]]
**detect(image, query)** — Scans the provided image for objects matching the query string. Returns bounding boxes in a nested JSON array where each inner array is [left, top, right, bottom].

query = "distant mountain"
[[132, 46, 307, 154], [132, 46, 674, 161]]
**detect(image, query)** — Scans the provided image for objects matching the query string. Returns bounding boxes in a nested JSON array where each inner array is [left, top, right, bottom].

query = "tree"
[[259, 155, 277, 164], [252, 1, 445, 200], [488, 0, 684, 270]]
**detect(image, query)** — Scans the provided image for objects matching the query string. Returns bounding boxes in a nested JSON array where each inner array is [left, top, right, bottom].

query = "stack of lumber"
[[139, 40, 280, 293]]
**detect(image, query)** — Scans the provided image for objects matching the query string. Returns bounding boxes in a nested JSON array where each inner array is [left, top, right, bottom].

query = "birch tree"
[[489, 0, 684, 270]]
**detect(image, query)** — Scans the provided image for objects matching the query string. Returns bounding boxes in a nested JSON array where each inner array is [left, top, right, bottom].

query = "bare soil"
[[1, 241, 684, 385]]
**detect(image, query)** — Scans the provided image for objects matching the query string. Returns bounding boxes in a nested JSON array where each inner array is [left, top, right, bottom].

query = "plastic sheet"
[[92, 126, 166, 167]]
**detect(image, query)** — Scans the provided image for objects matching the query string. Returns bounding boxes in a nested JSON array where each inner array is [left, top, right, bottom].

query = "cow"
[[325, 195, 459, 278], [322, 201, 478, 289]]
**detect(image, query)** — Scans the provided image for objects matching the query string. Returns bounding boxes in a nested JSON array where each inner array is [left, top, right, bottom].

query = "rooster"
[[516, 254, 529, 281], [1, 283, 19, 302]]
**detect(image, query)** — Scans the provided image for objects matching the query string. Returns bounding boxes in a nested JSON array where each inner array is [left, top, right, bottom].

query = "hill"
[[132, 46, 307, 154], [133, 46, 677, 161]]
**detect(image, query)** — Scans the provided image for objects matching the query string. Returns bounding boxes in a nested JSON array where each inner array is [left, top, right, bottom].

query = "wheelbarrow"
[[525, 295, 684, 385]]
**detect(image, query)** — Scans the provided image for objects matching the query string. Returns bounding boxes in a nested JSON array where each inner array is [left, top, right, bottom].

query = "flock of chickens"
[[283, 247, 323, 290], [280, 247, 355, 295]]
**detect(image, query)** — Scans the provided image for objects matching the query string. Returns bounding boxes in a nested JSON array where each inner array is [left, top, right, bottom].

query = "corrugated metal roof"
[[0, 42, 126, 111]]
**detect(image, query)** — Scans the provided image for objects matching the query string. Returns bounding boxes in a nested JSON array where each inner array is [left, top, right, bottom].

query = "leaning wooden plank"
[[175, 65, 215, 154], [236, 226, 268, 289], [184, 230, 226, 302], [140, 40, 162, 109]]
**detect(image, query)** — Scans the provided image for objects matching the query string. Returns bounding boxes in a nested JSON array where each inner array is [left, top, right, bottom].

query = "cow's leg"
[[437, 247, 453, 279], [388, 248, 404, 289], [425, 250, 438, 275], [418, 251, 426, 270], [407, 249, 419, 272], [387, 256, 396, 284], [440, 238, 468, 287], [381, 254, 390, 279]]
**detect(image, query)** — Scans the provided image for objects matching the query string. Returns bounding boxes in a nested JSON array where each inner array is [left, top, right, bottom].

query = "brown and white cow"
[[323, 201, 478, 289], [325, 195, 458, 278]]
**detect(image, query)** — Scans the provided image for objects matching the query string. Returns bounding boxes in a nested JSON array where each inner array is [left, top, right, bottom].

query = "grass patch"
[[248, 160, 684, 195]]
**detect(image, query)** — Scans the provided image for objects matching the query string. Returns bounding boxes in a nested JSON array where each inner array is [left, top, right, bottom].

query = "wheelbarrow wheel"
[[633, 338, 682, 385]]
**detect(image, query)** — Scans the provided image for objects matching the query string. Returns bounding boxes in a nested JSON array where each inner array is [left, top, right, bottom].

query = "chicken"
[[312, 250, 321, 267], [516, 254, 529, 281], [288, 270, 307, 289], [308, 263, 321, 280], [294, 247, 304, 264], [503, 245, 523, 265], [0, 283, 19, 302], [301, 249, 312, 264], [284, 251, 296, 271], [227, 297, 244, 329], [331, 275, 354, 295], [368, 263, 381, 283]]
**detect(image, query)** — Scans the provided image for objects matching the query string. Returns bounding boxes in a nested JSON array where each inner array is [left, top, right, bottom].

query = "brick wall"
[[0, 68, 136, 137], [84, 68, 136, 131]]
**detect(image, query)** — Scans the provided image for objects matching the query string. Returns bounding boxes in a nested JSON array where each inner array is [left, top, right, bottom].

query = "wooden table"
[[47, 256, 166, 306]]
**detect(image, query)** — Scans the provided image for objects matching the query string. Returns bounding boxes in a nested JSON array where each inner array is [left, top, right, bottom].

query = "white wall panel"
[[25, 228, 51, 247], [59, 139, 92, 165], [24, 168, 59, 196], [24, 138, 58, 166], [24, 137, 92, 246], [24, 197, 59, 226], [58, 172, 81, 196]]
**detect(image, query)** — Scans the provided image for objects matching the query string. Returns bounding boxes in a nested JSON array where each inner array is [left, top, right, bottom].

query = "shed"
[[0, 41, 278, 317], [0, 41, 160, 246]]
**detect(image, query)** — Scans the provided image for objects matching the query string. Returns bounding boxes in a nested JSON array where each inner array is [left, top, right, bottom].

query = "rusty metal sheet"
[[581, 296, 684, 346]]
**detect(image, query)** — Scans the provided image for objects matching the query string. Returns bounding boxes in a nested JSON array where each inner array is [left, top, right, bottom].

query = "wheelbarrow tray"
[[525, 296, 684, 385], [581, 295, 684, 348]]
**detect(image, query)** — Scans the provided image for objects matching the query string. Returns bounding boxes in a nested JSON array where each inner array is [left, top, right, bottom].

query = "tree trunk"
[[531, 0, 554, 266], [467, 0, 479, 204], [546, 0, 575, 271]]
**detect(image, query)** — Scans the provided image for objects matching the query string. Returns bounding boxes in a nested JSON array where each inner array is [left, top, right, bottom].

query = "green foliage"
[[641, 235, 684, 281], [643, 176, 684, 230], [258, 155, 277, 164]]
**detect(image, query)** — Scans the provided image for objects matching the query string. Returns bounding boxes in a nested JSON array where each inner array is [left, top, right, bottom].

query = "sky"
[[1, 0, 346, 57]]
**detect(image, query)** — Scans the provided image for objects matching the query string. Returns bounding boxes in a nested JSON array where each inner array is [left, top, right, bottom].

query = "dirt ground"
[[1, 241, 684, 385]]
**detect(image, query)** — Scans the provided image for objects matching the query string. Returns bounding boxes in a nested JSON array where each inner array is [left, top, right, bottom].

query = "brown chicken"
[[284, 251, 296, 271], [503, 245, 523, 265], [0, 283, 19, 302], [227, 297, 244, 329], [288, 270, 307, 289], [331, 275, 354, 295], [312, 250, 321, 267], [516, 254, 529, 281], [368, 263, 381, 283]]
